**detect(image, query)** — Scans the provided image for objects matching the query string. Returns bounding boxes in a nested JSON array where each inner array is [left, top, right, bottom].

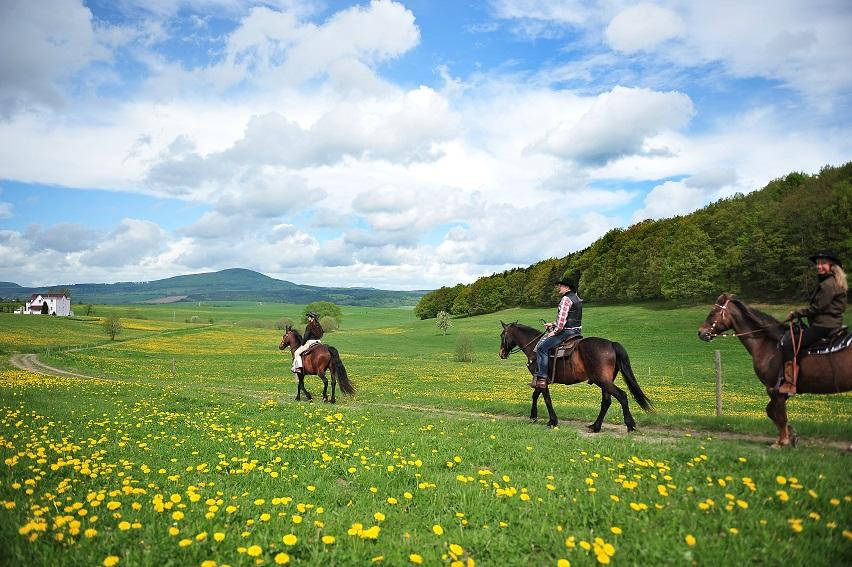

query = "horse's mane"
[[289, 327, 304, 345], [509, 321, 542, 336], [730, 298, 785, 340]]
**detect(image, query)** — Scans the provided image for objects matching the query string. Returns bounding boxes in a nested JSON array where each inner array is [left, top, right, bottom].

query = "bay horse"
[[499, 322, 653, 430], [279, 326, 354, 403], [698, 293, 852, 447]]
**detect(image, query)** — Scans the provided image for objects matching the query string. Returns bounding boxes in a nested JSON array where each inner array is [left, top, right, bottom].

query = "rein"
[[505, 329, 545, 356]]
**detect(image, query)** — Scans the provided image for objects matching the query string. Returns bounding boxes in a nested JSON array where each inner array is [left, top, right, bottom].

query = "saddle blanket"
[[805, 328, 852, 356]]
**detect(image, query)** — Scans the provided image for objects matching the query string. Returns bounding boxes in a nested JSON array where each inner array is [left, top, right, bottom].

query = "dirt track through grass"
[[12, 352, 851, 453]]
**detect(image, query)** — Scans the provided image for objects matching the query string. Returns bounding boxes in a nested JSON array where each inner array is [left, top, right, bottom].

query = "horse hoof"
[[330, 398, 336, 404], [587, 424, 600, 432], [548, 421, 558, 428], [529, 418, 537, 423], [627, 426, 636, 433]]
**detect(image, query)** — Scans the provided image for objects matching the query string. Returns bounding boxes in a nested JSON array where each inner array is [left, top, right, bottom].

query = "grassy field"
[[1, 302, 850, 566]]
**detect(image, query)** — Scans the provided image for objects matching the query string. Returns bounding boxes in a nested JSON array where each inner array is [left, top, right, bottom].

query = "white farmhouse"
[[24, 293, 72, 316]]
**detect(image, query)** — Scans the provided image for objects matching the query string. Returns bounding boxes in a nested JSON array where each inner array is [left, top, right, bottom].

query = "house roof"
[[30, 293, 67, 299]]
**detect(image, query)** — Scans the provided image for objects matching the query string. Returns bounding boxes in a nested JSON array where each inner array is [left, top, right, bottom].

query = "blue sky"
[[1, 1, 851, 289]]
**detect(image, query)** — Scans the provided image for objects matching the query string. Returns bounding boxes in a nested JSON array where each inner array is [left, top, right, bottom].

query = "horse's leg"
[[294, 372, 301, 401], [530, 388, 541, 422], [541, 387, 558, 427], [299, 373, 312, 402], [330, 366, 337, 404], [588, 390, 612, 433], [320, 371, 329, 403], [607, 384, 636, 432], [766, 394, 795, 447]]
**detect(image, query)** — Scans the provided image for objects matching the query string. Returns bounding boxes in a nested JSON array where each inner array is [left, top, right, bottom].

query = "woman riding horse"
[[777, 250, 848, 395]]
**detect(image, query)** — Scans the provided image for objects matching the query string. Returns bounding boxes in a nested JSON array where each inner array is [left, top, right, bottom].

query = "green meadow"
[[1, 302, 850, 566]]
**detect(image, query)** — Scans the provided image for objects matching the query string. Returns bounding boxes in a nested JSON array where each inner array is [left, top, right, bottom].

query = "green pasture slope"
[[0, 303, 850, 566]]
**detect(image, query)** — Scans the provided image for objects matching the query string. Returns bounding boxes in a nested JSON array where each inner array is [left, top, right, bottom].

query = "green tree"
[[451, 287, 471, 316], [319, 316, 339, 332], [103, 315, 123, 340], [659, 223, 719, 302], [303, 302, 342, 326]]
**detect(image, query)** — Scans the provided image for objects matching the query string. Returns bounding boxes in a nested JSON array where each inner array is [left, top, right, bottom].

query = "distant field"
[[1, 303, 850, 565]]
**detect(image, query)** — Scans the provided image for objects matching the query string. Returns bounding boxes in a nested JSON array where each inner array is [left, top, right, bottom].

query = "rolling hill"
[[0, 268, 426, 307]]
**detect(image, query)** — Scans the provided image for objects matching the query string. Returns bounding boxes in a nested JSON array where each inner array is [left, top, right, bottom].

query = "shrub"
[[319, 316, 339, 332], [274, 317, 294, 330], [455, 335, 474, 362]]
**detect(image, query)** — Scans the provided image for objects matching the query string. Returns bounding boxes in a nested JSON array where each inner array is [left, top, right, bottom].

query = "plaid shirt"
[[554, 294, 576, 331]]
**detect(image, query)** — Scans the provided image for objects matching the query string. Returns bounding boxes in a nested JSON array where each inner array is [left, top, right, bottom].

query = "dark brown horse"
[[279, 326, 354, 403], [499, 322, 652, 430], [698, 293, 852, 447]]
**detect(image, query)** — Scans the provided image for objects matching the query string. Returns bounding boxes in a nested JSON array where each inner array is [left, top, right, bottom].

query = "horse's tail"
[[613, 342, 653, 412], [327, 346, 355, 396]]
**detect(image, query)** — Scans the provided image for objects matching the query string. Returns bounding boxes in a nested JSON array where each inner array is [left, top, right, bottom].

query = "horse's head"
[[499, 321, 517, 359], [279, 326, 295, 350], [698, 293, 735, 341]]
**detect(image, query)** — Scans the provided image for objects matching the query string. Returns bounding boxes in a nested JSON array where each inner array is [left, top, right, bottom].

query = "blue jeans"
[[534, 329, 581, 378]]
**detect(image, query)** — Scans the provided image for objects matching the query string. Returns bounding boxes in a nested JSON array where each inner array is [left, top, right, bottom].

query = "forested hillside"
[[416, 163, 852, 318]]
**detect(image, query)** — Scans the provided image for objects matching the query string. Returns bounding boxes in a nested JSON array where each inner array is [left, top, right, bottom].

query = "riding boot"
[[777, 362, 797, 396], [529, 376, 548, 389]]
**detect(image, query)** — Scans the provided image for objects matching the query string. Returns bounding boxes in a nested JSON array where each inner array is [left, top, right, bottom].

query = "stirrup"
[[529, 377, 548, 389], [776, 381, 796, 396]]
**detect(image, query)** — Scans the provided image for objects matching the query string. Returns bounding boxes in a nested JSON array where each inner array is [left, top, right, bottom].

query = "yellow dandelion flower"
[[178, 539, 192, 547], [214, 532, 225, 542], [282, 534, 297, 546], [322, 535, 335, 545], [610, 527, 622, 535], [776, 476, 787, 485], [410, 554, 423, 564], [201, 561, 216, 567], [274, 552, 290, 565], [685, 534, 696, 546], [118, 521, 130, 531], [247, 545, 262, 557], [291, 515, 302, 524], [103, 556, 120, 567], [449, 543, 464, 556], [172, 511, 184, 521], [432, 524, 444, 535], [558, 560, 571, 567]]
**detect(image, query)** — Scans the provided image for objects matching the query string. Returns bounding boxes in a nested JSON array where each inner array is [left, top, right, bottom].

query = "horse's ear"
[[501, 321, 506, 329]]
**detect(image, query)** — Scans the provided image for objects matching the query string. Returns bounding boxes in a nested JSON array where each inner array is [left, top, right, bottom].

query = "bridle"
[[706, 299, 771, 339], [502, 326, 545, 357]]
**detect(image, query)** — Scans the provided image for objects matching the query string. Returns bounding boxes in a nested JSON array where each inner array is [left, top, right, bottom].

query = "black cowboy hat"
[[555, 278, 577, 290], [306, 311, 319, 319], [809, 249, 843, 267]]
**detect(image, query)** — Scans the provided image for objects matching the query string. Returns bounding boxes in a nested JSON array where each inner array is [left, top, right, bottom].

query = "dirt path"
[[9, 353, 852, 452]]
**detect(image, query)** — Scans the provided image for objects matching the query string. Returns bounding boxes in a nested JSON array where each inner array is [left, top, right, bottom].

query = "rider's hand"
[[784, 311, 795, 322]]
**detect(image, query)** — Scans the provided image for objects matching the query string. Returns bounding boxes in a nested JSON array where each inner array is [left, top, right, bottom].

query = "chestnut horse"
[[499, 322, 652, 430], [698, 293, 852, 447], [279, 326, 354, 403]]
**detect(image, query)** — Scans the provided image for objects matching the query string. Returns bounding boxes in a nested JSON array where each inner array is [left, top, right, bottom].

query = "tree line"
[[416, 162, 852, 319]]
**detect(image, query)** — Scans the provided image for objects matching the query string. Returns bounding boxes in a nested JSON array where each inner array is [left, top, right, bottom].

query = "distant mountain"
[[0, 268, 426, 307]]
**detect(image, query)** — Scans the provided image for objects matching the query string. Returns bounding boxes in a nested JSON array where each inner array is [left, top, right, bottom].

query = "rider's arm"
[[553, 296, 572, 332], [794, 280, 833, 318]]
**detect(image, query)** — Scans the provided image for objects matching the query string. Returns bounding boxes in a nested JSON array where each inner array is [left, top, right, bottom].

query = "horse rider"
[[292, 312, 325, 374], [531, 278, 582, 389], [777, 250, 848, 395]]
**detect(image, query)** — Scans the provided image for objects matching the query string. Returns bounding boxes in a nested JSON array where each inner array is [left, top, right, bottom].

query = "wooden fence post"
[[714, 350, 722, 416]]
